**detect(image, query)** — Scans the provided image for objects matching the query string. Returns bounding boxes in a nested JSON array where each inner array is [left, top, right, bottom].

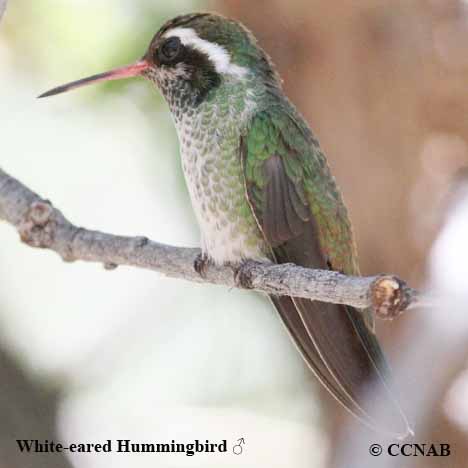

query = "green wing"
[[241, 105, 410, 437], [243, 105, 359, 275]]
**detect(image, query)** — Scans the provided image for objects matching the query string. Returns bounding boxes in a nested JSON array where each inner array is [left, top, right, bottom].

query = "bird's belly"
[[180, 147, 270, 265]]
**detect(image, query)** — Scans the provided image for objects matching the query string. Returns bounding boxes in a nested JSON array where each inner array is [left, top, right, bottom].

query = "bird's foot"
[[194, 252, 212, 279], [234, 260, 255, 289]]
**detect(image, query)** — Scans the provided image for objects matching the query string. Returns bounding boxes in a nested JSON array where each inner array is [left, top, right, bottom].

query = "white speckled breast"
[[164, 77, 271, 264]]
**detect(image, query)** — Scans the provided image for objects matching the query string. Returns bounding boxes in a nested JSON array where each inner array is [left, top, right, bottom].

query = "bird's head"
[[39, 13, 281, 106]]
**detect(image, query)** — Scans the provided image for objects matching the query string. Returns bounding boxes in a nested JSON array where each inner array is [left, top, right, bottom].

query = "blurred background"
[[0, 0, 468, 467]]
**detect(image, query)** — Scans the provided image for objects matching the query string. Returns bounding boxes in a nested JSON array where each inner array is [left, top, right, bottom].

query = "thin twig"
[[0, 167, 424, 318]]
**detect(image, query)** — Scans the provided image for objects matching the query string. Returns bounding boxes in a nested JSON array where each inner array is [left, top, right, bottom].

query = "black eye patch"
[[157, 37, 183, 64], [151, 40, 222, 106]]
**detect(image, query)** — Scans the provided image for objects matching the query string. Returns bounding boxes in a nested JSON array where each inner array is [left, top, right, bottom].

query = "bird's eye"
[[158, 37, 182, 63]]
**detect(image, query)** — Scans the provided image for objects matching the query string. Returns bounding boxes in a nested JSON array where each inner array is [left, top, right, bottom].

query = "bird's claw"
[[194, 252, 212, 278], [234, 260, 256, 289]]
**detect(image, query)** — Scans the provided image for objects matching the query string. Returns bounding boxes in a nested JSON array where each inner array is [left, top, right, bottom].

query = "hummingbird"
[[40, 13, 411, 437]]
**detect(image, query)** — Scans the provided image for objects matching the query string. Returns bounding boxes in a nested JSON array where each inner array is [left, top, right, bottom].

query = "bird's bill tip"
[[38, 60, 150, 99]]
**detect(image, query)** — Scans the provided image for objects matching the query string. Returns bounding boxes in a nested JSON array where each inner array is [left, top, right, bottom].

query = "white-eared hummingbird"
[[40, 13, 411, 438]]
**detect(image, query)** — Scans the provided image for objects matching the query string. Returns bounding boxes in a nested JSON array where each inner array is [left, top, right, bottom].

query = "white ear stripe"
[[164, 27, 247, 78]]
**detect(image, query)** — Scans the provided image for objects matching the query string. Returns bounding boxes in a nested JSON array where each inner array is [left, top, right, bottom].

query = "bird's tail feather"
[[271, 295, 412, 438]]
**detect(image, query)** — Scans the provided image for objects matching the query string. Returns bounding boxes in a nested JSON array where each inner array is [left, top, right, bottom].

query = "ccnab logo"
[[388, 444, 450, 457]]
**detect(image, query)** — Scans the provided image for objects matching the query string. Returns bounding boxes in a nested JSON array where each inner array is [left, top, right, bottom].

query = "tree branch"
[[0, 167, 423, 319]]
